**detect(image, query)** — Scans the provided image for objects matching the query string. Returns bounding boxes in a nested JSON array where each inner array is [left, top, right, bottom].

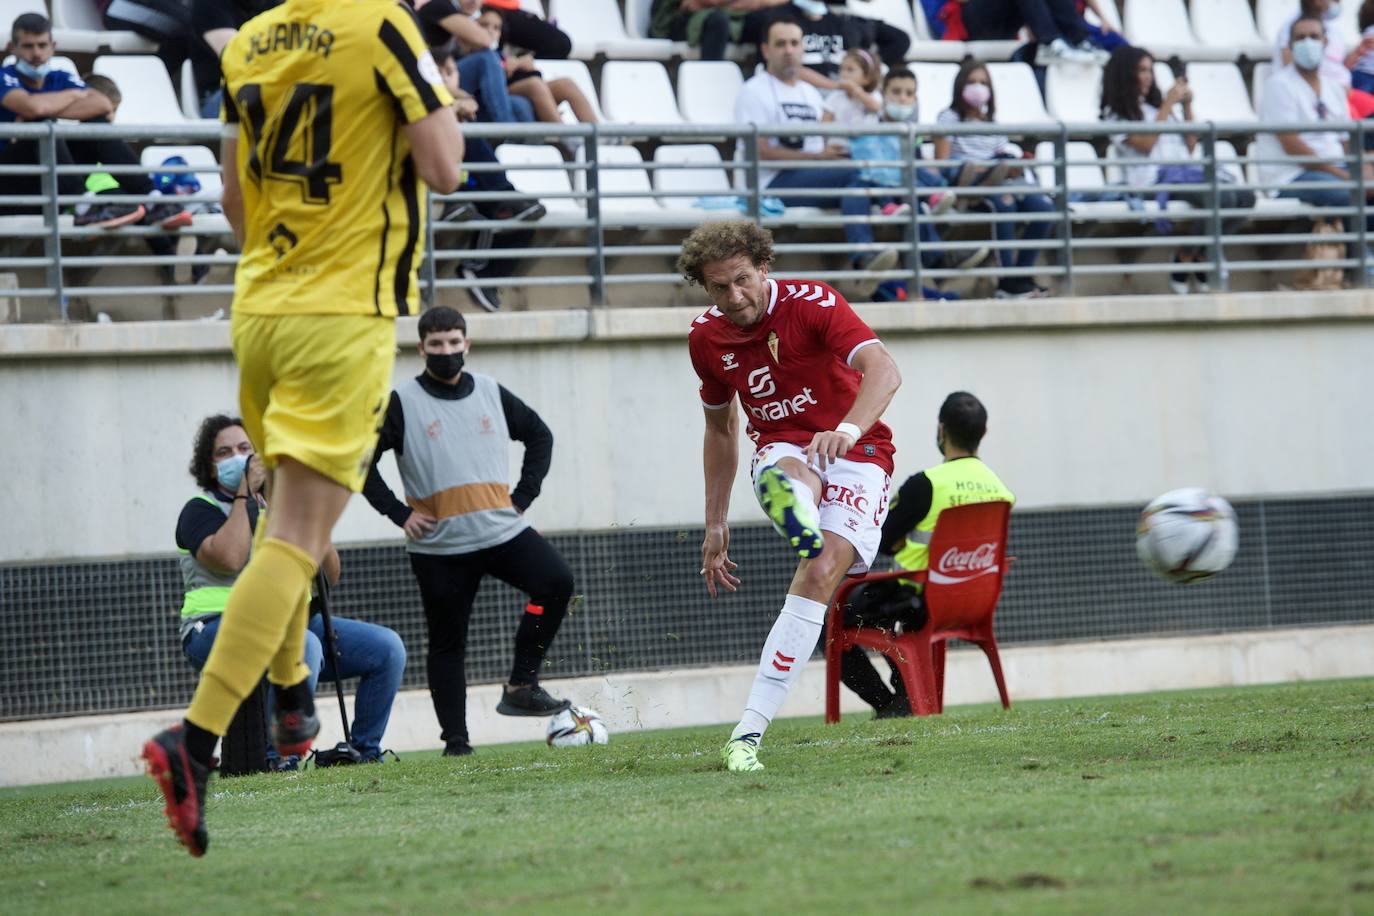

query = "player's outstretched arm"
[[701, 401, 741, 597], [404, 106, 465, 195], [804, 343, 902, 471]]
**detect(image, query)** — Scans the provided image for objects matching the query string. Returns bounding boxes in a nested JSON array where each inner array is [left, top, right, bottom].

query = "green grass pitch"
[[2, 679, 1371, 914]]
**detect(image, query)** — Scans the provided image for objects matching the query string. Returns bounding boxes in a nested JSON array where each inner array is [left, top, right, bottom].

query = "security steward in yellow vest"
[[838, 391, 1014, 718]]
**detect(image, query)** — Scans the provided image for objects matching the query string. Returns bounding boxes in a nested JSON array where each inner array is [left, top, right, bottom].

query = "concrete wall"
[[2, 624, 1370, 787], [2, 291, 1373, 563]]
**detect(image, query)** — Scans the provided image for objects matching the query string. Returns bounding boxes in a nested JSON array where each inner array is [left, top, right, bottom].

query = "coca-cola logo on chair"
[[929, 542, 999, 585]]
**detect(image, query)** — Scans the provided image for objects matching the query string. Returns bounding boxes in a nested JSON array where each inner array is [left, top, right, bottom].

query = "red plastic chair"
[[825, 500, 1013, 722]]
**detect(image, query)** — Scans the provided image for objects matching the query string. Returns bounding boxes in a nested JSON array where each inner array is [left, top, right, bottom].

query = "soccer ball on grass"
[[546, 706, 609, 747], [1136, 488, 1239, 584]]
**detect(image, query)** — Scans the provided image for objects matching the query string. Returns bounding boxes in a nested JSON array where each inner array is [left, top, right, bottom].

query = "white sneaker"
[[1035, 38, 1095, 66]]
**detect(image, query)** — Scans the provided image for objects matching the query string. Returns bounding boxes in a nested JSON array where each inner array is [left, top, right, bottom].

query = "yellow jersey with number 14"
[[221, 0, 453, 318]]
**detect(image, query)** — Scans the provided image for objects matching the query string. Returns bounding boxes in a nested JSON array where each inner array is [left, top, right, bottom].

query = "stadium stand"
[[1154, 61, 1258, 125], [986, 61, 1054, 125], [531, 58, 606, 123], [1044, 61, 1103, 122], [1190, 0, 1270, 59], [652, 143, 732, 209], [494, 143, 585, 215], [1124, 0, 1230, 61], [904, 0, 966, 61]]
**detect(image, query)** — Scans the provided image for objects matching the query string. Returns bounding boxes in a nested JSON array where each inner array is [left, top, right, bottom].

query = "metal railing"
[[1, 118, 1369, 318]]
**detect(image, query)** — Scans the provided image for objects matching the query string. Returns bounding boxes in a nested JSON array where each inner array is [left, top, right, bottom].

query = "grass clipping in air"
[[1, 679, 1372, 913]]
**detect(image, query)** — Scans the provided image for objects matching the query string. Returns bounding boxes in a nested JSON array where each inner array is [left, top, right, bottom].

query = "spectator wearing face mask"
[[934, 59, 1055, 299], [1259, 15, 1374, 228], [1274, 0, 1356, 88]]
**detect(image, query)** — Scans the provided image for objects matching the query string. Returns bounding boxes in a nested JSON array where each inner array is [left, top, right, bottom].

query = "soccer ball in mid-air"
[[1136, 488, 1239, 584], [546, 706, 609, 748]]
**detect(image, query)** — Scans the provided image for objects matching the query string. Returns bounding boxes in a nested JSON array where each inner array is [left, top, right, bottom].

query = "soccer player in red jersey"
[[682, 220, 903, 772]]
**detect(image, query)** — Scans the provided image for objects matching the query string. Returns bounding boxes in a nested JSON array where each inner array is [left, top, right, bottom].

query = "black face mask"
[[426, 351, 465, 380]]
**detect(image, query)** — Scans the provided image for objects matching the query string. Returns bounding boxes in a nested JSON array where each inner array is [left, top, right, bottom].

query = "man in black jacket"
[[362, 307, 572, 756]]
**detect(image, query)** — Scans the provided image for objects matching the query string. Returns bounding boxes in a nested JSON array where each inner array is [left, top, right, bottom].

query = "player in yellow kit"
[[141, 0, 463, 857]]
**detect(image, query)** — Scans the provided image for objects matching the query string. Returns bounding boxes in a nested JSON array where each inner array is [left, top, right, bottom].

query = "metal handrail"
[[1, 117, 1369, 318]]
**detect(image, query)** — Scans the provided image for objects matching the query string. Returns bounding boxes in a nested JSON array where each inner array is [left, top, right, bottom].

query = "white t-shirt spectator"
[[1254, 64, 1349, 187], [1106, 103, 1193, 188], [1355, 25, 1374, 77], [735, 72, 827, 187], [935, 108, 1011, 162], [1272, 13, 1350, 88]]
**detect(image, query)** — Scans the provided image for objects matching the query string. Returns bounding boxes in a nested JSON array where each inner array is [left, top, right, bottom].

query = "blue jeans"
[[457, 50, 534, 123], [183, 613, 406, 758], [985, 186, 1056, 268], [1279, 169, 1374, 232], [767, 166, 876, 260]]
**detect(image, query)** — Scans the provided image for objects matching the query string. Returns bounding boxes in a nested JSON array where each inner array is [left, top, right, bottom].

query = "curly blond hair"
[[676, 220, 775, 286]]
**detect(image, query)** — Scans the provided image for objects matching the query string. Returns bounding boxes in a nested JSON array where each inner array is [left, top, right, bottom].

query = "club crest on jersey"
[[721, 352, 739, 371], [767, 331, 779, 364]]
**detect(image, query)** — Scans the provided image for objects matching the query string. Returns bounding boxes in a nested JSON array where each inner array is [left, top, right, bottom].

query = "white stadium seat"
[[1255, 0, 1291, 50], [1154, 61, 1256, 125], [599, 61, 684, 126], [909, 62, 958, 120], [986, 62, 1053, 125], [532, 59, 605, 123], [1212, 139, 1245, 185], [1032, 140, 1107, 196], [676, 61, 744, 124], [574, 144, 663, 217], [652, 144, 731, 209], [50, 0, 157, 53], [1190, 0, 1269, 58], [843, 0, 917, 57], [494, 143, 584, 215], [139, 144, 222, 199], [93, 55, 185, 125], [1044, 62, 1103, 122], [1251, 61, 1272, 116], [548, 0, 673, 60], [1123, 0, 1229, 60]]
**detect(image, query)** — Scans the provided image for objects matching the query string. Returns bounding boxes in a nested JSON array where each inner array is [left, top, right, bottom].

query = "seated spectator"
[[1273, 0, 1355, 89], [469, 6, 598, 132], [934, 59, 1054, 299], [735, 16, 899, 299], [482, 0, 571, 59], [1, 14, 188, 233], [434, 43, 544, 313], [1101, 47, 1255, 295], [788, 0, 911, 82], [176, 414, 406, 765], [836, 391, 1015, 718], [1257, 17, 1371, 223], [1354, 1, 1374, 94], [849, 68, 979, 299], [409, 0, 534, 123], [648, 0, 790, 62], [96, 0, 191, 82], [189, 0, 275, 120], [946, 0, 1107, 64]]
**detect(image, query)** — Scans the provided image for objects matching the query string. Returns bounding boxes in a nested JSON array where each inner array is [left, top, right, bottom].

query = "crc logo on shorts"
[[824, 483, 869, 514], [747, 366, 776, 398]]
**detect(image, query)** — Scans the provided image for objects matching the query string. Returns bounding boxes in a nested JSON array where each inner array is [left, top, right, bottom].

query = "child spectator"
[[934, 59, 1054, 299], [472, 6, 598, 132], [824, 49, 881, 155]]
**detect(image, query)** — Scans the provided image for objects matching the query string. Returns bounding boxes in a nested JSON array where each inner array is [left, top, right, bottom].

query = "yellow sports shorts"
[[231, 312, 395, 492]]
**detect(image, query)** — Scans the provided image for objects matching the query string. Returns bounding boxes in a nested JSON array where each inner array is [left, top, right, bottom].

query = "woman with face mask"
[[1274, 0, 1354, 88], [173, 415, 408, 767], [933, 60, 1056, 299]]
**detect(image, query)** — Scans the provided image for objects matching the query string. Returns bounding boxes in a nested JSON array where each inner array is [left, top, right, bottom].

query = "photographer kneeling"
[[175, 414, 407, 765]]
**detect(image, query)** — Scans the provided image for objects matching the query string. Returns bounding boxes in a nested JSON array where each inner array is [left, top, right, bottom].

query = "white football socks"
[[731, 593, 828, 742]]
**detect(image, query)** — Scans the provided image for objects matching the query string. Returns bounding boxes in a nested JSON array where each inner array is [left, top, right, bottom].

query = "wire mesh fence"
[[2, 493, 1371, 722]]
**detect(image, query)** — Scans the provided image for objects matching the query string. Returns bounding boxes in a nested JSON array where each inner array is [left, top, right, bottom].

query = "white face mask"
[[1292, 36, 1326, 71], [793, 0, 827, 16], [884, 102, 915, 121]]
